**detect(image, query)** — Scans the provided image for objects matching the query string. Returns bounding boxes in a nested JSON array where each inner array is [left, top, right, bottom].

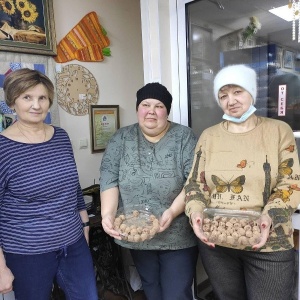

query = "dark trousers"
[[5, 236, 98, 300], [130, 246, 198, 300], [198, 242, 295, 300]]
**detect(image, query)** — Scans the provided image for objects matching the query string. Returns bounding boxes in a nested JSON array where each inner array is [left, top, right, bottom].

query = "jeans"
[[130, 246, 198, 300], [198, 242, 295, 300], [5, 236, 98, 300]]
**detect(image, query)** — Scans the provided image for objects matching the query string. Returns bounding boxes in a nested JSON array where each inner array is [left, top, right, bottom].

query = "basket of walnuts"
[[202, 208, 262, 248], [113, 205, 161, 242]]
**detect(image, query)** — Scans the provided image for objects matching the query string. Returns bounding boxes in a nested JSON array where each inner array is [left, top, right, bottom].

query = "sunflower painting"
[[0, 0, 56, 56]]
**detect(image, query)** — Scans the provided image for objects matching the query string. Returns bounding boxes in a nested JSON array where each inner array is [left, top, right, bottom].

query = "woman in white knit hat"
[[185, 64, 300, 300]]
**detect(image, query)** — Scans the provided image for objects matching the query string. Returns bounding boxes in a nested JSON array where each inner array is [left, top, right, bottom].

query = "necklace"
[[17, 122, 46, 143]]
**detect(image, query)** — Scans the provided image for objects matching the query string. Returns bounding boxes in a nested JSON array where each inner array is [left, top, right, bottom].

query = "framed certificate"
[[89, 105, 120, 153]]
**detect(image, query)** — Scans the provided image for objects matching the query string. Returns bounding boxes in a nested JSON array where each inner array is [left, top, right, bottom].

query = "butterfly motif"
[[285, 145, 295, 152], [211, 175, 245, 194], [237, 159, 247, 169], [268, 188, 293, 203], [278, 158, 294, 177]]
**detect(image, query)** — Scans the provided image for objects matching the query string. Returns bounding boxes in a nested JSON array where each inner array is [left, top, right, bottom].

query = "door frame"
[[140, 0, 194, 126]]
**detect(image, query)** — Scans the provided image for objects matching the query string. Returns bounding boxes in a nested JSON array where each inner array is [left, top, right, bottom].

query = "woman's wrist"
[[82, 221, 90, 227]]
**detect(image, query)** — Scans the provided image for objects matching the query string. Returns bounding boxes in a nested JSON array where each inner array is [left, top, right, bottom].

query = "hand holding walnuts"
[[113, 210, 160, 242]]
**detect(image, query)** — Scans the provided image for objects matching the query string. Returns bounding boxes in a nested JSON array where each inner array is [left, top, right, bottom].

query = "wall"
[[53, 0, 144, 188]]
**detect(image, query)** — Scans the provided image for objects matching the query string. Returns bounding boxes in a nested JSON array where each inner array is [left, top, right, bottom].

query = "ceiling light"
[[269, 5, 298, 22], [270, 2, 300, 42]]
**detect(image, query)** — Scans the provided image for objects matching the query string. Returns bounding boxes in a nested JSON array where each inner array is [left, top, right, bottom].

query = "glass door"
[[185, 0, 300, 138]]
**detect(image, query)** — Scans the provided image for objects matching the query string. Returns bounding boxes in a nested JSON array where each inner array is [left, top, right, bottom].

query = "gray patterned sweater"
[[100, 122, 198, 250]]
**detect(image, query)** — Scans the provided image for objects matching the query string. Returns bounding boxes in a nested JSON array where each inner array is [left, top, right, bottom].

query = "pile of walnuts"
[[202, 215, 261, 247], [114, 210, 160, 242]]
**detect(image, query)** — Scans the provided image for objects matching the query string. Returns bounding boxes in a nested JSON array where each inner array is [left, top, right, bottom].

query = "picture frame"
[[0, 0, 57, 56], [283, 50, 294, 69], [89, 105, 120, 153]]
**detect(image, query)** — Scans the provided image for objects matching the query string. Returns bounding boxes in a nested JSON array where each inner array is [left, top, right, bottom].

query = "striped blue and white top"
[[0, 126, 86, 254]]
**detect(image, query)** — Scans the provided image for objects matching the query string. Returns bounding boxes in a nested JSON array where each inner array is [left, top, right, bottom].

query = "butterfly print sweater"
[[185, 117, 300, 252]]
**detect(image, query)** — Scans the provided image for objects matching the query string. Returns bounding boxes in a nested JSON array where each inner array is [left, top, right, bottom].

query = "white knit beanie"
[[213, 64, 257, 105]]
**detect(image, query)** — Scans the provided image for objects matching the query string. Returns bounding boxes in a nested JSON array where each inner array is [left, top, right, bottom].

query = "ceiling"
[[188, 0, 300, 51]]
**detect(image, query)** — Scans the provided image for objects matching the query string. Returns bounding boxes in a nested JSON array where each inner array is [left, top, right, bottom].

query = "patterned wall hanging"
[[54, 11, 111, 63], [56, 64, 99, 116]]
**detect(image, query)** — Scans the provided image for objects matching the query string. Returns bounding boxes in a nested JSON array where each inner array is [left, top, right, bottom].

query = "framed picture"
[[0, 0, 57, 55], [283, 50, 294, 69], [89, 105, 120, 153]]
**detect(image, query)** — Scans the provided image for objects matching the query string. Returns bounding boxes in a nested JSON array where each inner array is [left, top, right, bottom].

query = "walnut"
[[214, 215, 221, 221], [133, 234, 141, 242], [149, 214, 157, 221], [141, 233, 148, 241], [119, 214, 126, 220], [218, 233, 227, 243], [127, 235, 134, 242], [130, 229, 138, 235], [233, 222, 241, 230], [245, 230, 253, 238], [226, 228, 234, 235], [132, 210, 139, 217], [114, 217, 122, 225], [252, 225, 260, 232], [219, 221, 226, 228], [203, 218, 211, 224], [202, 224, 211, 232], [226, 222, 233, 228], [232, 231, 239, 240], [238, 236, 248, 246], [237, 228, 246, 236], [249, 237, 257, 245], [244, 225, 251, 231], [120, 224, 127, 232], [226, 235, 235, 245], [221, 217, 228, 222], [149, 228, 157, 236], [229, 217, 238, 223]]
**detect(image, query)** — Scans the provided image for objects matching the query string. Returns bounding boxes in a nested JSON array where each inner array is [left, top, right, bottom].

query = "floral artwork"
[[0, 0, 56, 55], [1, 0, 39, 24], [0, 0, 45, 43]]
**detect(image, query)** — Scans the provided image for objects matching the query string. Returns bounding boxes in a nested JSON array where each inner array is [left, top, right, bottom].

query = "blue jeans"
[[5, 236, 98, 300], [130, 246, 198, 300]]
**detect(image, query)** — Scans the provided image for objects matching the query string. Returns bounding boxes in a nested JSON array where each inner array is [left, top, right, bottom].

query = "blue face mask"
[[222, 105, 257, 123]]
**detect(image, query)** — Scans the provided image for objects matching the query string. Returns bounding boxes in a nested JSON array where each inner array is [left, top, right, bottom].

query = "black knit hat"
[[136, 82, 173, 114]]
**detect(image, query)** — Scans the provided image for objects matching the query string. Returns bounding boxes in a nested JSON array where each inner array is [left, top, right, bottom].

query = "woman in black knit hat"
[[100, 82, 198, 300]]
